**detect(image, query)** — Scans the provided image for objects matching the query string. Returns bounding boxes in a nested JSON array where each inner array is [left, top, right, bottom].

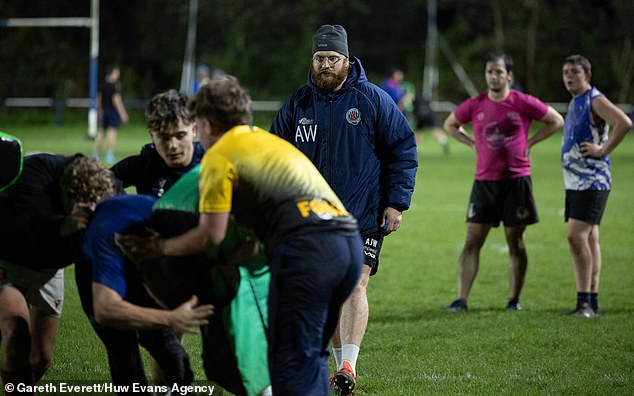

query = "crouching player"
[[147, 165, 272, 396], [118, 75, 364, 395], [0, 154, 116, 394], [85, 166, 272, 396], [74, 88, 205, 392], [82, 194, 212, 391]]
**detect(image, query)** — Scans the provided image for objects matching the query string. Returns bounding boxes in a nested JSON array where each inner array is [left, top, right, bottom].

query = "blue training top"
[[82, 194, 157, 298]]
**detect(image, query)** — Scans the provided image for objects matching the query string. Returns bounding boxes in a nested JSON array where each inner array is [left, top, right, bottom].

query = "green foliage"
[[3, 121, 633, 394], [2, 0, 632, 103]]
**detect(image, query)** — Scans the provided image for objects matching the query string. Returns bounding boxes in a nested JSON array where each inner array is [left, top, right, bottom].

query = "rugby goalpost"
[[423, 0, 478, 106], [0, 0, 100, 138]]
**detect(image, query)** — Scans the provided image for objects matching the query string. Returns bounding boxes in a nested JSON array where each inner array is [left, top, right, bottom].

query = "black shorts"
[[416, 113, 438, 130], [467, 177, 538, 227], [565, 189, 610, 225], [362, 231, 384, 276]]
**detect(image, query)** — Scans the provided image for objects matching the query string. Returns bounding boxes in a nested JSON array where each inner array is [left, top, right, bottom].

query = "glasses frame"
[[312, 55, 344, 66]]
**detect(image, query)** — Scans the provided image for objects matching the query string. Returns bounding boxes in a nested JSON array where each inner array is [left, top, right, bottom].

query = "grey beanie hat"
[[312, 25, 349, 57]]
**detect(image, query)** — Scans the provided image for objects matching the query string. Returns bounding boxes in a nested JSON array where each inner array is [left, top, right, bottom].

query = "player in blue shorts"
[[93, 65, 129, 163], [82, 194, 213, 390]]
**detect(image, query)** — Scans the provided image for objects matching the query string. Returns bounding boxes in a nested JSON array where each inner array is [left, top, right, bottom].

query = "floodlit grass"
[[2, 119, 633, 395]]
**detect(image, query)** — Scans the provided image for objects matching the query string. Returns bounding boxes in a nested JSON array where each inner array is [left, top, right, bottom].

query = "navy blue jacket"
[[111, 142, 204, 197], [270, 58, 418, 235]]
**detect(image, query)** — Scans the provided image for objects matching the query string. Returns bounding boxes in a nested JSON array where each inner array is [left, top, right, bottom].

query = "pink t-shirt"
[[454, 90, 548, 180]]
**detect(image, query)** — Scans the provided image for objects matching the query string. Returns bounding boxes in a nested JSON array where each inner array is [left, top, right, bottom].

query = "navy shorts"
[[416, 112, 438, 129], [565, 189, 610, 225], [267, 231, 363, 395], [467, 176, 538, 227], [101, 107, 121, 129]]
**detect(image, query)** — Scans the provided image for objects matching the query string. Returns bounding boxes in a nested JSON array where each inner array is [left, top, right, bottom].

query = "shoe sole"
[[570, 311, 597, 318], [569, 308, 597, 318], [445, 306, 467, 313], [332, 371, 356, 395]]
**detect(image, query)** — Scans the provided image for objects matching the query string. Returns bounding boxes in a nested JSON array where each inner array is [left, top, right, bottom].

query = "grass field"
[[2, 117, 633, 395]]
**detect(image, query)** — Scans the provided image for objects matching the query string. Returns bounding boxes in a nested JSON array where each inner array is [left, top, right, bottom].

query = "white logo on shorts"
[[516, 206, 529, 220], [468, 203, 476, 218]]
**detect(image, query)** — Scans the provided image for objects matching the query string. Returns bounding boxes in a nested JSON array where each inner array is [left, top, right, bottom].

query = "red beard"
[[311, 62, 349, 91]]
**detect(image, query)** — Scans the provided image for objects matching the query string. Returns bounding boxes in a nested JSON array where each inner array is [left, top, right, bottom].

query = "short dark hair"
[[104, 65, 119, 77], [145, 89, 192, 135], [188, 75, 253, 132], [485, 52, 514, 73], [564, 54, 592, 74]]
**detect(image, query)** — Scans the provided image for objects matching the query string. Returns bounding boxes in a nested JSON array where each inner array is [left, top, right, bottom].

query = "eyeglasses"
[[312, 55, 344, 66]]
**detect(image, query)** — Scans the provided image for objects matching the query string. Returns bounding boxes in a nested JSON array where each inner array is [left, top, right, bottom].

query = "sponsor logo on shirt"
[[296, 198, 347, 220]]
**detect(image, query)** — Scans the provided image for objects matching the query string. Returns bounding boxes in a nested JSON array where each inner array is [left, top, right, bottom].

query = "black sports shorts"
[[565, 189, 610, 225], [467, 176, 538, 227], [362, 231, 384, 276]]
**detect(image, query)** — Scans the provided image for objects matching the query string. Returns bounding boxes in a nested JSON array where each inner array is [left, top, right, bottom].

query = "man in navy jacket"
[[270, 24, 417, 395]]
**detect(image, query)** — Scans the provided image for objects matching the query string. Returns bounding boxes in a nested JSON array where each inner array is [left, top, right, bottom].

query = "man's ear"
[[200, 118, 223, 137], [197, 118, 209, 136]]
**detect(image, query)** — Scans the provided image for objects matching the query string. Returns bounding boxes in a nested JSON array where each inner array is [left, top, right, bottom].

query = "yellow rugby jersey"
[[199, 125, 358, 243]]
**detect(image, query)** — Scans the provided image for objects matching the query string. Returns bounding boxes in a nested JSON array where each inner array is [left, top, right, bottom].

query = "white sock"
[[341, 344, 360, 374], [332, 347, 343, 370], [258, 385, 272, 396]]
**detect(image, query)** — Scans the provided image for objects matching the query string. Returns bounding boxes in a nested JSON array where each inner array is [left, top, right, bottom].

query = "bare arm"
[[112, 93, 129, 123], [116, 212, 230, 262], [581, 97, 633, 158], [92, 283, 214, 332], [527, 106, 564, 153], [162, 212, 229, 255], [443, 112, 475, 149]]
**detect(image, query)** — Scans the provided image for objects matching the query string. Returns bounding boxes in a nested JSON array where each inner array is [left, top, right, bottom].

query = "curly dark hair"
[[145, 89, 193, 135], [60, 155, 116, 210], [188, 75, 253, 132]]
